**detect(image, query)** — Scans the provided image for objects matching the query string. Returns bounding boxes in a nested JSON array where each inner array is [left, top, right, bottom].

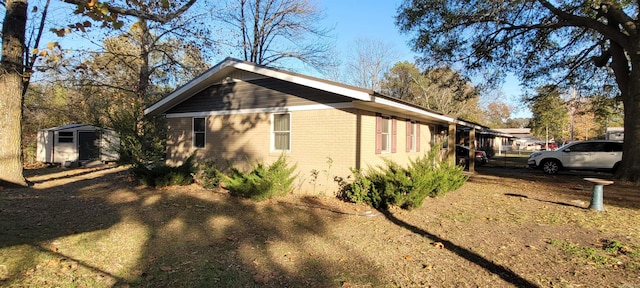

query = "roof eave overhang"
[[365, 96, 483, 129], [144, 58, 373, 116]]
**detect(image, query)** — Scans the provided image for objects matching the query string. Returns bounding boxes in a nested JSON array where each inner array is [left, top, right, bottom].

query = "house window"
[[381, 116, 391, 153], [193, 117, 206, 148], [58, 131, 74, 143], [273, 113, 291, 151], [407, 121, 419, 152], [429, 125, 437, 146], [376, 114, 396, 154]]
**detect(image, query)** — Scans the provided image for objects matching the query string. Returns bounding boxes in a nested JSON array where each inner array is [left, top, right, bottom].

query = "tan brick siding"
[[286, 108, 357, 194], [166, 108, 440, 195], [358, 110, 438, 170]]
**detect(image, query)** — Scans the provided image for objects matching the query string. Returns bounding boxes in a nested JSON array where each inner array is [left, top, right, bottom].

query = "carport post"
[[584, 178, 614, 211], [447, 123, 456, 165]]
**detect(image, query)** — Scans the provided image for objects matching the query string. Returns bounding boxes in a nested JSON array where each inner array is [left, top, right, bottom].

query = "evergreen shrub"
[[339, 148, 467, 210], [224, 155, 297, 201], [132, 154, 196, 187], [194, 160, 222, 189]]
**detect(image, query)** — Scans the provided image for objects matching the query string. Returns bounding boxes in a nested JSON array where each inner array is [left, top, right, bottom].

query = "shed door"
[[78, 131, 99, 161]]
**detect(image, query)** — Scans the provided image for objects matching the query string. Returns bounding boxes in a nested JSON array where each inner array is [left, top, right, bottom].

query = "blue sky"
[[319, 0, 416, 62], [318, 0, 530, 118], [23, 0, 530, 118]]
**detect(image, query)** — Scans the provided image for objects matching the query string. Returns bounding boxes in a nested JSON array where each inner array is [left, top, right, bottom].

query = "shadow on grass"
[[380, 209, 539, 288], [0, 167, 382, 287], [504, 193, 586, 209], [469, 167, 640, 210]]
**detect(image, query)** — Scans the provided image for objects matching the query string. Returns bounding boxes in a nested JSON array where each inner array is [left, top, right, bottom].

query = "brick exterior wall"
[[166, 108, 439, 195]]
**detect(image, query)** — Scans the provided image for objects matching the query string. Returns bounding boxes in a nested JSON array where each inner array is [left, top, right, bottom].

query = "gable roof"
[[40, 124, 107, 131], [144, 57, 482, 129]]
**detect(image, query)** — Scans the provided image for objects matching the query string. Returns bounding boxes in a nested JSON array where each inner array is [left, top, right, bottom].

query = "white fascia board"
[[165, 102, 354, 118], [372, 97, 456, 123], [454, 119, 484, 130], [231, 62, 373, 101], [144, 58, 239, 116], [373, 96, 485, 129], [147, 58, 372, 116]]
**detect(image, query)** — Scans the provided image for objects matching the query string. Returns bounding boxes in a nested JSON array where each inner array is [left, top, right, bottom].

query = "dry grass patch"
[[1, 165, 639, 287]]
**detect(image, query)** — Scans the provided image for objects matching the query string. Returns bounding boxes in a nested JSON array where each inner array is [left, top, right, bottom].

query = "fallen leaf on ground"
[[253, 272, 271, 284]]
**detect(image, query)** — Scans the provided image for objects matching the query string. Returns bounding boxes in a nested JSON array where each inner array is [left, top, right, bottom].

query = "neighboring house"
[[493, 128, 542, 151], [457, 127, 514, 157], [606, 127, 624, 140], [36, 124, 120, 166], [144, 58, 483, 193]]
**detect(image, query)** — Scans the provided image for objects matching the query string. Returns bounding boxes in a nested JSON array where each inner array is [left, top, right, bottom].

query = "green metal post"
[[588, 184, 604, 211]]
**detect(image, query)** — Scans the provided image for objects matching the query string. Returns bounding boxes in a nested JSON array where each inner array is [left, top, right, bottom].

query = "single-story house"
[[458, 127, 514, 156], [36, 124, 120, 166], [493, 128, 543, 151], [606, 127, 624, 140], [144, 57, 483, 193]]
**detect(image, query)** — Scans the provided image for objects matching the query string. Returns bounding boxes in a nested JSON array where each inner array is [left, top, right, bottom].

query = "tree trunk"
[[136, 19, 151, 137], [0, 0, 28, 187], [617, 65, 640, 182], [0, 75, 27, 187]]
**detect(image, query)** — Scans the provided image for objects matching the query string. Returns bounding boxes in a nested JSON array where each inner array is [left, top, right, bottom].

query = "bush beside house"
[[130, 149, 466, 209]]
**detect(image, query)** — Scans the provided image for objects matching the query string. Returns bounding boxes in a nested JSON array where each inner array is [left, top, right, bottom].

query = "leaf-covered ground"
[[1, 164, 639, 287]]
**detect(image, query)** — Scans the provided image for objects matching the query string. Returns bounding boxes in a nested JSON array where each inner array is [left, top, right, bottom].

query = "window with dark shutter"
[[376, 114, 393, 154], [407, 121, 418, 152]]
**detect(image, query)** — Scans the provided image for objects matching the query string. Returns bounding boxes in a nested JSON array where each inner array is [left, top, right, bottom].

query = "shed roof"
[[43, 124, 91, 131], [40, 124, 114, 132]]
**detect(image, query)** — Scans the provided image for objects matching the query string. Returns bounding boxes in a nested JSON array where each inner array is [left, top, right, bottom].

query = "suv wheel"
[[541, 159, 561, 174], [612, 162, 621, 173]]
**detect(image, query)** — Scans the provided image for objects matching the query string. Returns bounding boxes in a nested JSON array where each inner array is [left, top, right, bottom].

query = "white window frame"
[[193, 117, 206, 149], [429, 124, 439, 147], [380, 115, 391, 153], [409, 121, 417, 152], [271, 113, 291, 152]]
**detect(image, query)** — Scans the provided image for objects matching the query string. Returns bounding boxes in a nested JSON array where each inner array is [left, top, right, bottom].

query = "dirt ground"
[[1, 164, 639, 287]]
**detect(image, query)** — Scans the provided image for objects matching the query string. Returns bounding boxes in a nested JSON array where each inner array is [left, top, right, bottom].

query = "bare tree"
[[216, 0, 332, 69], [382, 62, 482, 121], [484, 101, 513, 128], [0, 0, 197, 186], [347, 37, 397, 91]]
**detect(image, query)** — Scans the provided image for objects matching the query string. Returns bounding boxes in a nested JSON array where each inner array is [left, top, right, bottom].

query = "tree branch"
[[62, 0, 197, 24], [537, 0, 631, 49]]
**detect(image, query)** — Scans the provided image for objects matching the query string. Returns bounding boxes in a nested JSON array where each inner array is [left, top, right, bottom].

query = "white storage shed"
[[36, 124, 120, 165]]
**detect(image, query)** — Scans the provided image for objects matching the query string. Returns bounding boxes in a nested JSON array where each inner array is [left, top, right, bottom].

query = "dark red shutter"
[[375, 114, 382, 154], [391, 117, 397, 153], [416, 122, 421, 152], [406, 120, 411, 152]]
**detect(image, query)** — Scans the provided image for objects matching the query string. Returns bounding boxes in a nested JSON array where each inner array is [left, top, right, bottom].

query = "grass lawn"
[[1, 165, 639, 287]]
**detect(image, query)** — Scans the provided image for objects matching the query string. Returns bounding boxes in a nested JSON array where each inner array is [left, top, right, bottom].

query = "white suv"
[[527, 140, 623, 174]]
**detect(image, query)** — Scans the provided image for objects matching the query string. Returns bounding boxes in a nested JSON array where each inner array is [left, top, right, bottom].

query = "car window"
[[590, 142, 607, 152], [567, 143, 591, 152], [604, 142, 623, 152], [568, 142, 610, 152]]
